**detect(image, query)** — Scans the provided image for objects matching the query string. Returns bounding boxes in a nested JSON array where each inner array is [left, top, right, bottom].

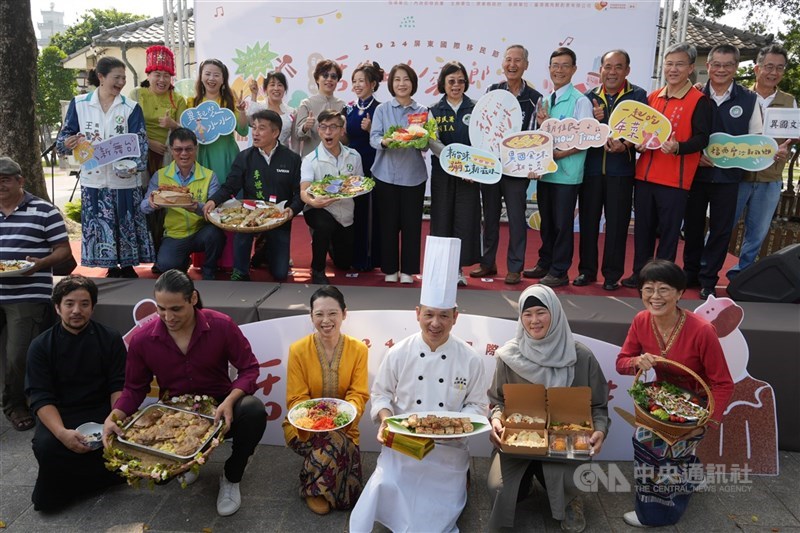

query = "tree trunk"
[[0, 0, 49, 201]]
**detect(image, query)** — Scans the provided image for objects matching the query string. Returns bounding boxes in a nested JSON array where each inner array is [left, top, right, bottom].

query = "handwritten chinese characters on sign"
[[704, 133, 779, 172], [441, 143, 502, 184], [469, 90, 523, 155], [180, 100, 237, 145], [539, 117, 611, 151], [499, 131, 558, 176], [762, 108, 800, 139], [75, 133, 141, 169], [608, 100, 672, 150]]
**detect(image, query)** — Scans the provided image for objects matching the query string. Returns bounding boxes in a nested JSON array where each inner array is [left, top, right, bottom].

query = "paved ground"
[[2, 413, 799, 533]]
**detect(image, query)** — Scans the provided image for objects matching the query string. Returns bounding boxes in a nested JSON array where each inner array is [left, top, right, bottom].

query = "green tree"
[[36, 46, 76, 160], [778, 19, 800, 100], [49, 9, 146, 56], [694, 0, 800, 19]]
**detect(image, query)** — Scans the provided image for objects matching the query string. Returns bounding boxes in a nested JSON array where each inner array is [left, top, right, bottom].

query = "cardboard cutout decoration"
[[73, 133, 141, 169], [705, 133, 779, 172], [440, 143, 502, 184], [763, 107, 800, 139], [609, 100, 671, 149], [123, 299, 162, 402], [500, 131, 558, 176], [180, 100, 237, 144], [694, 296, 779, 475], [539, 117, 611, 151], [469, 89, 523, 155]]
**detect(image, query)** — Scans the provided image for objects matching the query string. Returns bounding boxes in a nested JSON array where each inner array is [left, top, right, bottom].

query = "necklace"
[[356, 97, 374, 116]]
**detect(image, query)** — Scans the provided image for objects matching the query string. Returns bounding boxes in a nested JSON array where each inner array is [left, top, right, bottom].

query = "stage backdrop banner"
[[240, 310, 635, 460], [195, 1, 661, 159]]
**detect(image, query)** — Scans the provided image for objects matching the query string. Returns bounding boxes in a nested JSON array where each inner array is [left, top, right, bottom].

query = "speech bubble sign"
[[469, 89, 523, 156], [704, 133, 779, 172], [539, 117, 611, 151], [73, 133, 141, 169], [180, 100, 237, 144], [500, 130, 559, 176], [440, 143, 502, 184], [763, 107, 800, 139], [609, 100, 672, 149]]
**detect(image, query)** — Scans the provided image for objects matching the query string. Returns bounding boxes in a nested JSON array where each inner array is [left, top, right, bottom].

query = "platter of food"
[[0, 259, 35, 277], [383, 119, 438, 149], [152, 185, 195, 208], [385, 411, 490, 439], [307, 175, 375, 199], [287, 398, 357, 432], [629, 380, 709, 425], [117, 403, 223, 461], [207, 198, 289, 233]]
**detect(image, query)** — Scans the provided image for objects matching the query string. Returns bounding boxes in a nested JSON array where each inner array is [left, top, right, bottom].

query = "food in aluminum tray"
[[208, 199, 289, 233], [287, 397, 357, 432], [386, 411, 490, 439], [308, 175, 375, 199], [0, 260, 35, 277], [118, 404, 223, 462]]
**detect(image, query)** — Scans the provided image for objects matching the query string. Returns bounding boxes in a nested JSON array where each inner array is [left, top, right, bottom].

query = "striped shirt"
[[0, 192, 68, 302]]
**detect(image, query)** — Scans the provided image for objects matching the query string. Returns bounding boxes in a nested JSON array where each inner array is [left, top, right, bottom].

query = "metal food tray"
[[118, 404, 223, 462]]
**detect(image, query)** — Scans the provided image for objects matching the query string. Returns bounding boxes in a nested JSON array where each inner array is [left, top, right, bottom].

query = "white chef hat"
[[420, 236, 461, 309]]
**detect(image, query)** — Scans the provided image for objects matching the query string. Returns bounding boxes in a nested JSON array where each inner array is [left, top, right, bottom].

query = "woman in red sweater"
[[616, 259, 733, 528]]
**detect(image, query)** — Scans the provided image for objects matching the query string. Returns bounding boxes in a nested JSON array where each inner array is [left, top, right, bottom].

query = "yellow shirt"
[[283, 334, 369, 445]]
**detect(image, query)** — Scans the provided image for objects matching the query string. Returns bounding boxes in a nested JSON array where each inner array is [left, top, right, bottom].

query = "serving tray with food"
[[207, 198, 290, 233], [151, 185, 196, 208], [307, 175, 376, 199], [287, 397, 357, 432], [382, 117, 438, 149], [385, 411, 490, 439], [0, 259, 35, 277]]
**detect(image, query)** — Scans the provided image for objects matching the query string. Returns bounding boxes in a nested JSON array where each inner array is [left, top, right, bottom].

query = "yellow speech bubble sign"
[[609, 101, 672, 149]]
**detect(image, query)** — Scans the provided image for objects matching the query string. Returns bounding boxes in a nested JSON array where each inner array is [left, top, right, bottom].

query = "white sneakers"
[[400, 273, 414, 284], [177, 469, 199, 487], [623, 511, 647, 528], [385, 272, 415, 283], [217, 475, 241, 516], [385, 272, 399, 283]]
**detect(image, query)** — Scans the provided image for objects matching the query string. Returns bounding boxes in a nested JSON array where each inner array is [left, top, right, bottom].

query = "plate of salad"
[[287, 398, 357, 432], [308, 175, 376, 199], [383, 118, 438, 149], [629, 381, 709, 425]]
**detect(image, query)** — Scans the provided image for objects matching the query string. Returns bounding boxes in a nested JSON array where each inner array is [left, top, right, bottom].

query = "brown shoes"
[[504, 272, 522, 284], [306, 495, 330, 515], [470, 264, 497, 278], [540, 274, 569, 287], [523, 265, 548, 279]]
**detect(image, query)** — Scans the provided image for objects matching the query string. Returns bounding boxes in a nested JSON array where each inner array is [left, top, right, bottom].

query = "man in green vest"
[[140, 128, 225, 280]]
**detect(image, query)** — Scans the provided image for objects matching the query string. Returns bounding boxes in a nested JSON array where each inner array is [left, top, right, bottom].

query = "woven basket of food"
[[629, 357, 713, 442], [207, 199, 290, 234], [104, 395, 224, 486]]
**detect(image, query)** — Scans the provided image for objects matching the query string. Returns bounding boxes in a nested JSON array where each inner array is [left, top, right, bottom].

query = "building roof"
[[658, 14, 772, 62], [91, 8, 194, 48]]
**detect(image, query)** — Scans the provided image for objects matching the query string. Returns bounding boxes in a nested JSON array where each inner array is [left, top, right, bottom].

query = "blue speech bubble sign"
[[180, 100, 237, 145], [704, 133, 779, 172]]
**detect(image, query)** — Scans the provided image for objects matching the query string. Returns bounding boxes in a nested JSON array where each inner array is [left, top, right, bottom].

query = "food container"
[[571, 433, 592, 456], [117, 404, 223, 462], [287, 397, 357, 433], [549, 434, 570, 456], [501, 384, 547, 430], [113, 159, 138, 178], [547, 386, 594, 435], [500, 428, 548, 456]]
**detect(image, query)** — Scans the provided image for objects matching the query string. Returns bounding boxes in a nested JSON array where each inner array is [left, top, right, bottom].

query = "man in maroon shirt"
[[102, 270, 266, 517]]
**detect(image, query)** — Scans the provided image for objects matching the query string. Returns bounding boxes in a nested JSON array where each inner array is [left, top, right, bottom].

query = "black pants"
[[374, 179, 425, 275], [31, 406, 124, 511], [578, 174, 634, 283], [303, 207, 354, 272], [478, 176, 530, 273], [222, 395, 267, 483], [429, 168, 481, 267], [536, 181, 579, 277], [632, 180, 689, 276], [683, 180, 739, 289], [351, 192, 381, 271]]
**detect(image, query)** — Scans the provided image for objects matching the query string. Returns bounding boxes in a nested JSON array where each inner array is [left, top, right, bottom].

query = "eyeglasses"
[[709, 61, 737, 70], [663, 62, 690, 69], [171, 146, 196, 153], [640, 286, 677, 297], [318, 124, 342, 132], [320, 72, 340, 81], [760, 63, 786, 73], [549, 63, 574, 70], [447, 79, 467, 86]]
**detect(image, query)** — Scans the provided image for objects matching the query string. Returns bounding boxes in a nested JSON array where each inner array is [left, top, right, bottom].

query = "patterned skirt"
[[288, 431, 363, 510], [632, 426, 705, 527], [81, 186, 155, 268]]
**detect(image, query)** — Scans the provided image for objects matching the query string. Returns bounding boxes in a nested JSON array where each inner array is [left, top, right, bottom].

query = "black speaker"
[[727, 244, 800, 303]]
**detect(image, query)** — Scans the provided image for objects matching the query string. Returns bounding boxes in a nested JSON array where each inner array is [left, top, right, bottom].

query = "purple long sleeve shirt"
[[114, 308, 259, 415]]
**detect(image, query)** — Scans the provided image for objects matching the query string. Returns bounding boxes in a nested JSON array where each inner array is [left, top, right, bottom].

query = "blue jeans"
[[233, 226, 291, 280], [728, 181, 781, 277], [156, 224, 226, 279]]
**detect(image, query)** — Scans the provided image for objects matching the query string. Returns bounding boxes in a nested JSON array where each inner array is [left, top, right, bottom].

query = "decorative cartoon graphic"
[[539, 117, 611, 151], [500, 130, 558, 176], [694, 296, 779, 475], [704, 133, 780, 172], [469, 89, 523, 155], [180, 101, 237, 145]]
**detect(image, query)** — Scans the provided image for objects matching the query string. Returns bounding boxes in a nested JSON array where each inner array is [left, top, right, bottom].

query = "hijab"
[[495, 285, 577, 387]]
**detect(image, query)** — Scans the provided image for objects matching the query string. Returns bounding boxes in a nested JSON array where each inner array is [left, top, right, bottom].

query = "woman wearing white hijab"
[[486, 285, 610, 533]]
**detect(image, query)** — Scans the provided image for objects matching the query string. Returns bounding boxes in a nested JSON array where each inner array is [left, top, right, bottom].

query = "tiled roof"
[[657, 13, 772, 60], [91, 8, 194, 47]]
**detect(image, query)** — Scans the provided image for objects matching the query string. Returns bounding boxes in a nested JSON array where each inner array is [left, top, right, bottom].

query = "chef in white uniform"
[[349, 236, 490, 533]]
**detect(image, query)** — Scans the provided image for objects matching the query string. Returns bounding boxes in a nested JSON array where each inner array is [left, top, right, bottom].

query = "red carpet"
[[70, 220, 735, 300]]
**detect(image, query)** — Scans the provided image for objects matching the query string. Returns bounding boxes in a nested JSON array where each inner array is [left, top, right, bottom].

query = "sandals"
[[5, 409, 34, 431]]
